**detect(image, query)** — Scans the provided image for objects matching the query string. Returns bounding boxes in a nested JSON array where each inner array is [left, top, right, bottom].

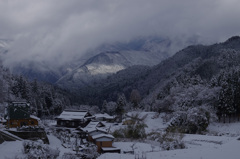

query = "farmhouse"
[[5, 102, 39, 128], [55, 109, 94, 128]]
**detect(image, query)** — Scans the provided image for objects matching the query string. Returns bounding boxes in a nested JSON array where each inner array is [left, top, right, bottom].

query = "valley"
[[1, 36, 240, 159]]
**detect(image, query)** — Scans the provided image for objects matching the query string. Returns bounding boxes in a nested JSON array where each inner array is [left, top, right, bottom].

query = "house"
[[76, 118, 120, 153], [91, 133, 117, 153], [80, 127, 108, 142], [55, 109, 94, 128], [76, 121, 106, 140], [5, 102, 39, 128], [94, 113, 115, 122]]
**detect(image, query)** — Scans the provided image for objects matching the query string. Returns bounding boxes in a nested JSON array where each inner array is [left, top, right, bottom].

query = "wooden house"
[[80, 127, 108, 142], [91, 133, 115, 153], [5, 102, 39, 128], [55, 109, 94, 128], [6, 115, 39, 128], [78, 121, 120, 153], [76, 121, 106, 140]]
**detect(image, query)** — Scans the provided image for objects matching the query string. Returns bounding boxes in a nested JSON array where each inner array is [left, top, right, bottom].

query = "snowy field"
[[0, 112, 240, 159], [98, 133, 240, 159], [98, 112, 240, 159]]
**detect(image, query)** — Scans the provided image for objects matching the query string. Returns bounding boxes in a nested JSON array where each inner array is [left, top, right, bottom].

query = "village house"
[[5, 102, 39, 128], [55, 109, 94, 128], [75, 121, 106, 141], [92, 133, 120, 153], [78, 121, 120, 153], [94, 113, 116, 123], [80, 127, 108, 141]]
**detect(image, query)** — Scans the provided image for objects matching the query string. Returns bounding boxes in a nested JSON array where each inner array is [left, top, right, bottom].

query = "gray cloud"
[[1, 0, 240, 68]]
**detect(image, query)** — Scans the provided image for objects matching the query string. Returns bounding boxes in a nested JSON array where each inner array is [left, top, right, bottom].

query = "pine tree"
[[101, 100, 107, 113], [217, 71, 236, 123], [116, 94, 126, 122]]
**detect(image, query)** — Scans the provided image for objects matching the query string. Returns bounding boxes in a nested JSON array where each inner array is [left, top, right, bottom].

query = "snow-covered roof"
[[85, 121, 105, 128], [81, 127, 107, 134], [101, 147, 120, 151], [30, 115, 40, 121], [92, 133, 114, 140], [94, 113, 115, 119], [56, 110, 92, 120], [11, 102, 30, 107]]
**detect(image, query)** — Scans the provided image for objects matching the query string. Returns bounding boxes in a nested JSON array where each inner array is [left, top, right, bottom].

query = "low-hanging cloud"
[[1, 0, 240, 69]]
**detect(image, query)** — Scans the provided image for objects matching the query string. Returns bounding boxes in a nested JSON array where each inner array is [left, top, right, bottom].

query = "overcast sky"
[[1, 0, 240, 68]]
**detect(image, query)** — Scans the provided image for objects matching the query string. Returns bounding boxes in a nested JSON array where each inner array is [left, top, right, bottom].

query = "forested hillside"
[[73, 36, 240, 130], [0, 61, 72, 118], [142, 36, 240, 131]]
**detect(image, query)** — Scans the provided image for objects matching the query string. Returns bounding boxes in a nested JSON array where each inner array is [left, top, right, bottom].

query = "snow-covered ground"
[[98, 112, 240, 159], [98, 134, 240, 159], [0, 141, 24, 158], [1, 112, 240, 159]]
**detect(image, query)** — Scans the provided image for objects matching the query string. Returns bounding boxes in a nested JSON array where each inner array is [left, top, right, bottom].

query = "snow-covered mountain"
[[73, 36, 240, 105], [0, 36, 173, 84], [55, 37, 177, 89], [0, 36, 198, 88]]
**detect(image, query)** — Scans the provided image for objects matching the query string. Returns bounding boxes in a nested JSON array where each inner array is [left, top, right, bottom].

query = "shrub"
[[23, 140, 59, 159], [112, 128, 125, 138], [112, 122, 147, 139], [148, 130, 185, 151], [159, 131, 185, 150], [168, 107, 210, 134]]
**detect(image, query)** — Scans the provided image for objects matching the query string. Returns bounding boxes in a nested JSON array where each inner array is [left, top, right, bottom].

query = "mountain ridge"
[[72, 36, 240, 105]]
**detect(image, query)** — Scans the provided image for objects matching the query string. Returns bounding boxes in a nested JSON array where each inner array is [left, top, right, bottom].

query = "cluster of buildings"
[[55, 109, 120, 153], [1, 102, 120, 153]]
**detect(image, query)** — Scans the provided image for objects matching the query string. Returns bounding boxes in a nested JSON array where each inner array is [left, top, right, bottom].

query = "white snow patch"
[[0, 141, 25, 158], [87, 64, 125, 75]]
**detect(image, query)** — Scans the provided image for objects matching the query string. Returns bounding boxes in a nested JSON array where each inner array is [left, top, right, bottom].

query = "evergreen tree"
[[217, 84, 235, 123], [130, 89, 141, 108], [216, 69, 238, 123], [116, 94, 126, 122], [101, 100, 107, 113]]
